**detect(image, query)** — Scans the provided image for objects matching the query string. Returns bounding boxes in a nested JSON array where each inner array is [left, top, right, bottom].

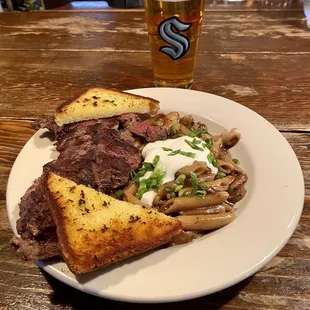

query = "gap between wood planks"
[[0, 48, 309, 55], [45, 9, 304, 13]]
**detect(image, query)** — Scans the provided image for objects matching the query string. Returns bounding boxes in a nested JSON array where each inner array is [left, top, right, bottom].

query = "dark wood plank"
[[0, 11, 309, 52], [53, 0, 304, 11], [0, 51, 309, 131]]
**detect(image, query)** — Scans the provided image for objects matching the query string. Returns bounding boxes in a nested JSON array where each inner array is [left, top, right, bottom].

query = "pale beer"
[[144, 0, 205, 88]]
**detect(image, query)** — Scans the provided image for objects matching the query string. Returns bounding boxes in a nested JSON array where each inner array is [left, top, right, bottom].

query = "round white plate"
[[6, 88, 304, 303]]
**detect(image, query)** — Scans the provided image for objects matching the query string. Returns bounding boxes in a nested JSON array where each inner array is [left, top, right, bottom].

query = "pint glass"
[[144, 0, 205, 88]]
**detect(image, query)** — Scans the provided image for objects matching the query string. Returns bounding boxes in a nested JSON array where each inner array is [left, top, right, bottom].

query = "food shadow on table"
[[41, 266, 253, 308]]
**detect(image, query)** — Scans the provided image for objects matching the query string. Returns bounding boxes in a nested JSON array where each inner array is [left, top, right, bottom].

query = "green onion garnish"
[[190, 171, 199, 193], [232, 158, 240, 164], [162, 147, 173, 152], [153, 155, 160, 166], [136, 169, 166, 199], [167, 149, 196, 158], [198, 182, 210, 191], [203, 138, 213, 150], [196, 190, 207, 197], [115, 190, 123, 198], [215, 172, 226, 179], [170, 124, 177, 134], [207, 152, 218, 167], [175, 185, 183, 192], [185, 139, 204, 151], [187, 126, 207, 138], [175, 174, 186, 185]]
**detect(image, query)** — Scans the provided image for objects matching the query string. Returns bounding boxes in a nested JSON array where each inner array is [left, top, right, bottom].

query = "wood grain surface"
[[0, 3, 309, 309], [0, 11, 309, 52], [0, 51, 309, 131]]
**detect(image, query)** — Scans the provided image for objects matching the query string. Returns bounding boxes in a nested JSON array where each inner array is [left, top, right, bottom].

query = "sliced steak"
[[14, 117, 142, 261], [17, 175, 55, 241], [32, 117, 63, 138], [11, 237, 59, 261], [129, 120, 167, 142], [118, 113, 140, 129], [47, 127, 141, 191], [119, 129, 137, 145], [13, 174, 60, 260]]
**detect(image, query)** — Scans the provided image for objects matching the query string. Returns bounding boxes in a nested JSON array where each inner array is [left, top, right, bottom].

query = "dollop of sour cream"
[[140, 136, 218, 205]]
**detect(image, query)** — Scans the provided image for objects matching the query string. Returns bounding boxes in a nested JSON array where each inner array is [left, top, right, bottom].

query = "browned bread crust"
[[55, 88, 160, 126], [46, 172, 182, 274]]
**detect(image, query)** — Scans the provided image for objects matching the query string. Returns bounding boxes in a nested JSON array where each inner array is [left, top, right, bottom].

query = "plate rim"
[[6, 87, 305, 303]]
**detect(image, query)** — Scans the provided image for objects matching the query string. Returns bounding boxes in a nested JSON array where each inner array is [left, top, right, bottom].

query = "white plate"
[[6, 88, 304, 303]]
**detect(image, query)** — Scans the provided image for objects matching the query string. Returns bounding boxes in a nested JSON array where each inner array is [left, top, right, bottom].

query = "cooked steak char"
[[129, 119, 168, 142], [11, 237, 59, 260], [13, 120, 142, 260], [47, 127, 141, 191], [11, 174, 60, 259], [14, 113, 170, 260], [118, 113, 140, 129], [16, 176, 54, 240], [32, 116, 63, 138]]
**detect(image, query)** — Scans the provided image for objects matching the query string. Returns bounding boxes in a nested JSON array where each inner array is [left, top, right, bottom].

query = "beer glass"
[[144, 0, 205, 89]]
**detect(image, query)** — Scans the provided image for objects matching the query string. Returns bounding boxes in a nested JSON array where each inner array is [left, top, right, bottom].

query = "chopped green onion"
[[162, 147, 173, 152], [167, 149, 196, 158], [180, 150, 196, 158], [153, 155, 160, 166], [190, 171, 199, 193], [175, 174, 186, 185], [215, 172, 226, 179], [168, 149, 180, 156], [151, 120, 157, 126], [232, 158, 240, 164], [187, 126, 207, 138], [196, 190, 207, 196], [143, 162, 154, 171], [198, 182, 210, 190], [170, 124, 177, 134], [135, 168, 166, 199], [115, 190, 123, 198], [185, 139, 204, 151], [203, 138, 213, 150], [175, 185, 183, 192], [207, 152, 218, 167]]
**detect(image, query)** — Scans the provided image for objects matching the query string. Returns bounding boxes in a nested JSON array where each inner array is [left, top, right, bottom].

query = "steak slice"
[[14, 117, 143, 261], [32, 116, 119, 142], [47, 127, 141, 192], [12, 174, 60, 260], [118, 113, 140, 129], [16, 175, 55, 241], [32, 116, 63, 139], [129, 119, 167, 142], [56, 118, 119, 151], [11, 237, 59, 261]]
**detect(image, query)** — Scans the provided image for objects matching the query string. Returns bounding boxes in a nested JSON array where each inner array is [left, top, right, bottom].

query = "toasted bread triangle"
[[55, 88, 160, 126], [46, 172, 182, 274]]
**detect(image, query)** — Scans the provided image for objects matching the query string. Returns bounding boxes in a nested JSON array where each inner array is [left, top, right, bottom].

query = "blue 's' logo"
[[158, 16, 192, 61]]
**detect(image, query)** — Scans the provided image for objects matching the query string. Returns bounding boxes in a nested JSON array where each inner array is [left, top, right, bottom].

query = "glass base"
[[154, 79, 193, 89]]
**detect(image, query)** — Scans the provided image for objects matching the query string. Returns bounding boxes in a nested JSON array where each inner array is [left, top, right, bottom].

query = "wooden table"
[[0, 1, 309, 309]]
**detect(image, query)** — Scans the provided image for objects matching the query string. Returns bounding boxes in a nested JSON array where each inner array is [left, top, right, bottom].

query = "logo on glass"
[[158, 16, 192, 61]]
